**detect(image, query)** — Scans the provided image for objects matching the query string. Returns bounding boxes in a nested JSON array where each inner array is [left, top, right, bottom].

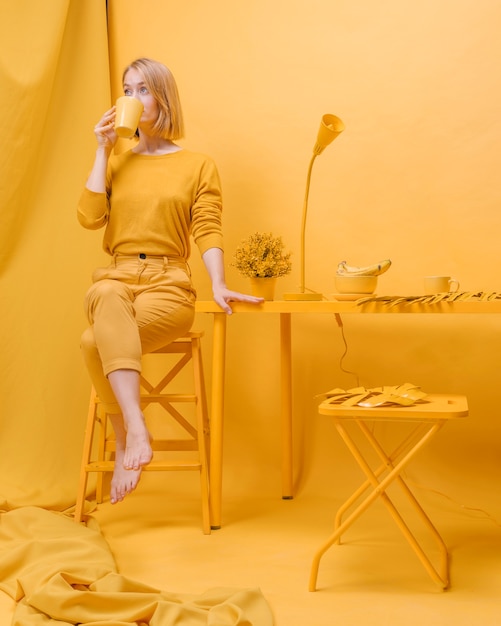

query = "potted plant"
[[232, 232, 292, 300]]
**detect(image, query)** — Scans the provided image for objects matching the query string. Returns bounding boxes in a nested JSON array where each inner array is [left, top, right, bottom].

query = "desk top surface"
[[195, 299, 501, 314], [318, 394, 469, 420]]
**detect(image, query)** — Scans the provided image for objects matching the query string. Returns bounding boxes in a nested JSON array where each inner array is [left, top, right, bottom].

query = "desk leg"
[[209, 312, 227, 529], [280, 313, 293, 499]]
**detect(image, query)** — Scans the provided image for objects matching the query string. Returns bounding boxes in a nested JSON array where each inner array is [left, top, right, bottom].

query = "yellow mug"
[[114, 96, 144, 138]]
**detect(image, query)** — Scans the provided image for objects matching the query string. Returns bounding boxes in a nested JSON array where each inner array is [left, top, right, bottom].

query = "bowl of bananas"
[[335, 259, 391, 296], [335, 274, 377, 294]]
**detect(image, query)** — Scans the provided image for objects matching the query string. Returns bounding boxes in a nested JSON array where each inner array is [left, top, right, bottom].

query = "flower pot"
[[249, 277, 277, 301]]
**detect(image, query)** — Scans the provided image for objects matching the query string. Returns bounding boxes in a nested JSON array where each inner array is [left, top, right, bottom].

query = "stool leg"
[[310, 420, 449, 591], [75, 389, 98, 523], [192, 336, 211, 534], [345, 421, 449, 588], [357, 421, 449, 588], [309, 470, 388, 591], [334, 423, 430, 541], [194, 337, 210, 472], [95, 404, 109, 504]]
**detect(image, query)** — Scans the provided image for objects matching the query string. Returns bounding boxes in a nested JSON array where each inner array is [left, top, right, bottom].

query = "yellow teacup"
[[423, 276, 460, 294]]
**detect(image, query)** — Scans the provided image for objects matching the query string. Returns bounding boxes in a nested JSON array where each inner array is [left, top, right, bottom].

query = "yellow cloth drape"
[[0, 0, 109, 510], [0, 507, 273, 625]]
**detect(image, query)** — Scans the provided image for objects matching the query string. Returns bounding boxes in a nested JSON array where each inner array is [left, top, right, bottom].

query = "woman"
[[78, 58, 262, 505]]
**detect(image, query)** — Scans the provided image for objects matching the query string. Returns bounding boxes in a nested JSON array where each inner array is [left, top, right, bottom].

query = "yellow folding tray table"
[[309, 392, 468, 591]]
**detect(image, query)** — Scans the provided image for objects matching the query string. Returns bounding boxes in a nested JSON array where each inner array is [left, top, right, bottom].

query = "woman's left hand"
[[201, 249, 263, 314], [212, 286, 264, 315]]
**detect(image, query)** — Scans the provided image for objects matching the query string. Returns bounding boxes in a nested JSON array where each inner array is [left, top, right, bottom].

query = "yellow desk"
[[195, 298, 501, 529]]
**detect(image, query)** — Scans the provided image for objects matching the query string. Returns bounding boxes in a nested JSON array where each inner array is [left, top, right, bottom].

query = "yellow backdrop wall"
[[106, 0, 501, 511]]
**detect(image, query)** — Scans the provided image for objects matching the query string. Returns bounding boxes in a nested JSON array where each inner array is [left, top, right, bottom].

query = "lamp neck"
[[299, 153, 318, 293]]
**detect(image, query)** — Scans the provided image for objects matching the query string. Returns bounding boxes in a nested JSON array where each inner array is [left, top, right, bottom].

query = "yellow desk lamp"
[[284, 113, 345, 301]]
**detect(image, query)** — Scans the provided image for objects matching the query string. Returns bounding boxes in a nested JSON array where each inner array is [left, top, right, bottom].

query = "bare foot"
[[110, 449, 142, 504], [123, 419, 153, 470]]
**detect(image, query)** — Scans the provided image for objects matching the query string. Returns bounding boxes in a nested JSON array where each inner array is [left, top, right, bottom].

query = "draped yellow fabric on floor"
[[0, 507, 272, 625]]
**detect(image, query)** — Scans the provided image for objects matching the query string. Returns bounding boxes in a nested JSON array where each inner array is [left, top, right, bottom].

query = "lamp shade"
[[313, 114, 345, 155]]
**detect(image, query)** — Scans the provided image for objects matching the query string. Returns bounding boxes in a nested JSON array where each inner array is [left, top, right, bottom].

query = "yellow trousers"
[[80, 255, 196, 412]]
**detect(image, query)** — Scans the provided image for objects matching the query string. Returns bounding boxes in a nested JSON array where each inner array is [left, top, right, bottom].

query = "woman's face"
[[122, 68, 159, 130]]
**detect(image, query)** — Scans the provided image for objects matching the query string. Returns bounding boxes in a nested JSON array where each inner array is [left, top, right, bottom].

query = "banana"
[[337, 259, 391, 277]]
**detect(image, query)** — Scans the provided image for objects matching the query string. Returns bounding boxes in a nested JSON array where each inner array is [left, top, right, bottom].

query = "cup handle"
[[449, 278, 460, 293]]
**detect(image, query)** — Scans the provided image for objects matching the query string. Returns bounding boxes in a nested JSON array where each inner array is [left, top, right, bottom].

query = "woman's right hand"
[[85, 106, 117, 192], [94, 106, 118, 149]]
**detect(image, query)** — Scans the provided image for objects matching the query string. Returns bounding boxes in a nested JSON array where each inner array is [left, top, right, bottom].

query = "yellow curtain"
[[0, 0, 110, 510]]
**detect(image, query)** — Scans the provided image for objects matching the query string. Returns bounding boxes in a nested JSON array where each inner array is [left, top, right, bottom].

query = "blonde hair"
[[122, 58, 184, 140]]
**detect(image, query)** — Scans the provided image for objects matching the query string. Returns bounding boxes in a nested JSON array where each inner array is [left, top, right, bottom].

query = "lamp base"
[[283, 292, 323, 301]]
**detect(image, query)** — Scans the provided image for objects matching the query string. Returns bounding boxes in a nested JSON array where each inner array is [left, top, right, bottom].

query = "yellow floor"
[[2, 457, 498, 626]]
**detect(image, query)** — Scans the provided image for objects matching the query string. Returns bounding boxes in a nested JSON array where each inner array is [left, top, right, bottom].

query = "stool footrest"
[[140, 394, 197, 402], [85, 460, 202, 472], [104, 440, 199, 452]]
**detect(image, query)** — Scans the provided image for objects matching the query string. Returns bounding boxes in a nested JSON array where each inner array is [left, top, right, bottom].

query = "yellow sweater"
[[77, 149, 224, 258]]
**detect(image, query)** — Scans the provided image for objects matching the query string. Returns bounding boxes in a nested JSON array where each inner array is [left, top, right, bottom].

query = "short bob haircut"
[[122, 58, 184, 140]]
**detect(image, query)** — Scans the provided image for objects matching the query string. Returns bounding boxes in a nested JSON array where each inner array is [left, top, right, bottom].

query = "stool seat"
[[75, 332, 211, 534], [309, 393, 468, 591]]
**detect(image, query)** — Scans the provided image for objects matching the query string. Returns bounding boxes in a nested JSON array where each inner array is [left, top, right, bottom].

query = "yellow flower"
[[232, 232, 292, 278]]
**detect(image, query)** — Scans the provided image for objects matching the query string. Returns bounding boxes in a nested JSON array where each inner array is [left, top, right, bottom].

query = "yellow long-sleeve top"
[[77, 149, 224, 258]]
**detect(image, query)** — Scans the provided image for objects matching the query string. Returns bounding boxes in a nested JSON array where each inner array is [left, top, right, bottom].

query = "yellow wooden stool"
[[74, 331, 211, 534], [309, 392, 468, 591]]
